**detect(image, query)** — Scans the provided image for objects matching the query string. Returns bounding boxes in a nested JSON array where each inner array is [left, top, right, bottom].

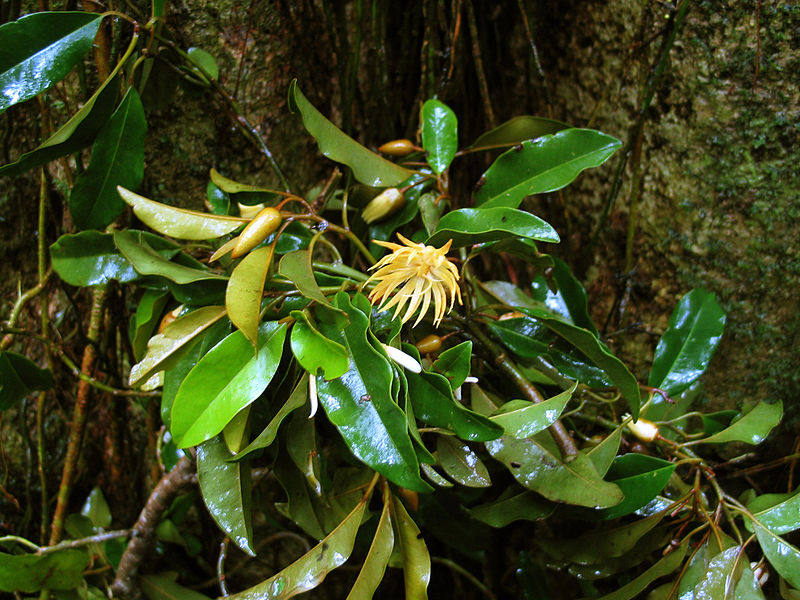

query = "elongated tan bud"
[[626, 416, 660, 443], [231, 206, 281, 258], [378, 139, 416, 156], [416, 334, 442, 354], [362, 188, 405, 224]]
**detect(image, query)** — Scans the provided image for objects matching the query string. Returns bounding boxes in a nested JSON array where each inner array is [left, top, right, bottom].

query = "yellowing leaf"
[[226, 246, 274, 345], [117, 186, 246, 240]]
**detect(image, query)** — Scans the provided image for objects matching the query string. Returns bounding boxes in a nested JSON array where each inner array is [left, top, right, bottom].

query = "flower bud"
[[231, 206, 282, 258], [626, 416, 660, 443], [362, 188, 405, 224], [158, 305, 184, 333], [378, 139, 416, 156], [382, 343, 423, 373], [415, 334, 442, 354]]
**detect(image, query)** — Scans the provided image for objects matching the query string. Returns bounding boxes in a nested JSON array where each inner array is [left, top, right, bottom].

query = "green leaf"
[[51, 231, 137, 286], [754, 525, 800, 588], [315, 294, 431, 492], [0, 74, 118, 177], [390, 494, 431, 600], [466, 491, 554, 527], [486, 317, 550, 360], [130, 290, 170, 361], [427, 207, 559, 248], [141, 573, 213, 600], [474, 128, 622, 209], [689, 546, 766, 600], [0, 352, 54, 411], [226, 487, 370, 600], [436, 435, 491, 487], [585, 426, 622, 476], [235, 374, 309, 461], [595, 454, 676, 519], [489, 383, 576, 439], [288, 80, 413, 187], [0, 12, 102, 113], [70, 87, 146, 229], [431, 341, 472, 391], [649, 288, 726, 396], [81, 486, 111, 529], [346, 493, 395, 600], [171, 321, 287, 448], [592, 544, 687, 600], [197, 435, 254, 555], [114, 230, 226, 284], [290, 311, 349, 379], [542, 256, 598, 335], [118, 186, 246, 240], [697, 401, 782, 445], [419, 191, 445, 236], [0, 549, 89, 592], [468, 115, 570, 149], [421, 99, 457, 174], [278, 249, 336, 309], [747, 488, 800, 535], [226, 246, 274, 346], [187, 47, 218, 80], [129, 305, 227, 387], [403, 345, 502, 442]]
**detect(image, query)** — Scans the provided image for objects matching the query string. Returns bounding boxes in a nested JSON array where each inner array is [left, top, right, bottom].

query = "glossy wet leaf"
[[70, 88, 146, 229], [486, 317, 550, 359], [187, 46, 218, 80], [431, 341, 472, 390], [197, 435, 254, 554], [649, 288, 726, 396], [689, 546, 766, 600], [697, 401, 782, 445], [390, 494, 431, 600], [702, 409, 740, 436], [753, 522, 800, 588], [436, 436, 491, 487], [593, 544, 687, 600], [273, 448, 328, 539], [51, 231, 138, 286], [117, 186, 246, 240], [346, 492, 395, 600], [419, 191, 445, 236], [539, 256, 598, 335], [0, 351, 54, 410], [475, 128, 622, 209], [427, 207, 559, 248], [226, 245, 274, 345], [467, 491, 554, 527], [421, 99, 457, 174], [141, 573, 213, 600], [473, 385, 622, 508], [235, 374, 308, 460], [171, 321, 287, 448], [226, 488, 369, 600], [595, 454, 676, 519], [0, 74, 118, 177], [0, 549, 89, 592], [403, 346, 502, 442], [129, 305, 227, 387], [130, 290, 170, 361], [747, 488, 800, 535], [278, 249, 336, 308], [114, 230, 226, 284], [81, 486, 111, 528], [489, 383, 576, 439], [0, 12, 102, 113], [315, 295, 430, 492], [290, 311, 349, 379], [420, 463, 453, 487], [468, 115, 570, 149], [288, 80, 413, 187]]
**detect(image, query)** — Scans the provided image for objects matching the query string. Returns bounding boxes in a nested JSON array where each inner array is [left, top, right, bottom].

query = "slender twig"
[[432, 557, 497, 600], [217, 537, 230, 597], [37, 170, 51, 545], [0, 270, 53, 352], [49, 285, 108, 545], [37, 529, 132, 555], [111, 454, 197, 599], [591, 0, 690, 242], [515, 0, 553, 117], [463, 0, 496, 128]]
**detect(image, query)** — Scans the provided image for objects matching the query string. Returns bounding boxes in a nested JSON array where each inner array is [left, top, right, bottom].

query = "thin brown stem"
[[463, 0, 496, 128], [49, 285, 108, 545]]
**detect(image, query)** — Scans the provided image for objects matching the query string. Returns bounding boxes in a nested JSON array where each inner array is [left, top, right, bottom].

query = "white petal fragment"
[[382, 344, 423, 373]]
